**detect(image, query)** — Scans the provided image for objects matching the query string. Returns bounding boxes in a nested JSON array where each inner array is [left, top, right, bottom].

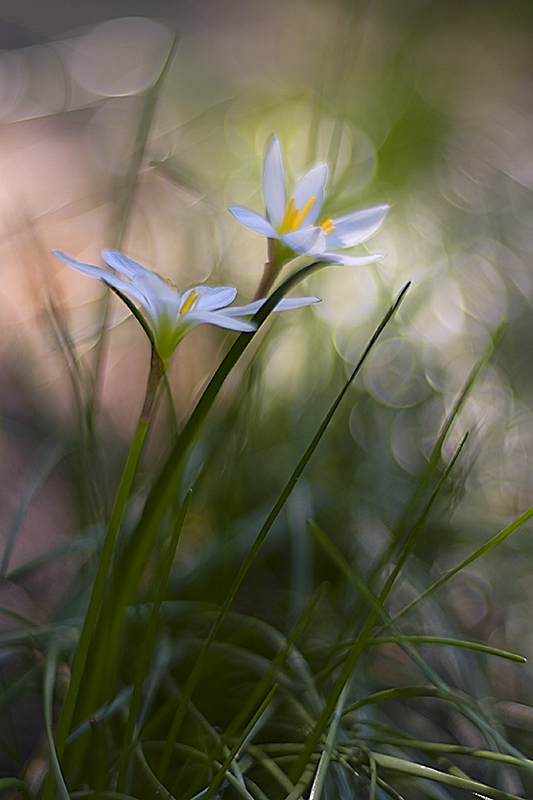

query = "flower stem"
[[253, 237, 279, 299], [45, 352, 165, 794]]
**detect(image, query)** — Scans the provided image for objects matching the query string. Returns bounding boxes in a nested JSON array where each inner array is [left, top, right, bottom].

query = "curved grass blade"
[[43, 645, 71, 800], [369, 635, 526, 663], [367, 752, 524, 800], [0, 441, 66, 577], [308, 683, 349, 800]]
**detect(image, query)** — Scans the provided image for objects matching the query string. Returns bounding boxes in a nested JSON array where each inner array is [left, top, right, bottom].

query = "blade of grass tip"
[[117, 491, 191, 793], [158, 284, 410, 780], [392, 501, 533, 626], [369, 636, 526, 663], [371, 322, 505, 588], [43, 645, 71, 800], [308, 682, 350, 800]]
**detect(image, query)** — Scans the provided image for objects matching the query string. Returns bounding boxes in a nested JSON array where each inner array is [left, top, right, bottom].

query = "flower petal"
[[195, 285, 237, 311], [103, 250, 155, 279], [282, 227, 326, 255], [53, 250, 146, 304], [320, 250, 384, 266], [188, 311, 257, 332], [325, 204, 390, 248], [291, 162, 328, 226], [228, 206, 277, 237], [223, 295, 320, 316], [263, 135, 286, 226], [103, 248, 175, 312]]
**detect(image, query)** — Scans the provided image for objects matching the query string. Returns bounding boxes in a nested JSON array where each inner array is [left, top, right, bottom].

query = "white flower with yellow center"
[[53, 249, 320, 366], [229, 135, 389, 266]]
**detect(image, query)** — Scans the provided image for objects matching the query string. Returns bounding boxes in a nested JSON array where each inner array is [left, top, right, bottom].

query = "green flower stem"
[[253, 238, 279, 299], [48, 351, 165, 785], [253, 238, 295, 299]]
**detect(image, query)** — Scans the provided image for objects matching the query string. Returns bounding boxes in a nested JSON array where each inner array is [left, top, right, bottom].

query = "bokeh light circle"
[[70, 18, 173, 97]]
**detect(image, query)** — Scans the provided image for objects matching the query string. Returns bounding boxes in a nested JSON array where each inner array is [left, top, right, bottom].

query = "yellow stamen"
[[180, 289, 199, 316], [292, 196, 316, 230], [166, 278, 178, 292], [320, 218, 335, 234], [279, 196, 317, 234], [280, 198, 295, 234]]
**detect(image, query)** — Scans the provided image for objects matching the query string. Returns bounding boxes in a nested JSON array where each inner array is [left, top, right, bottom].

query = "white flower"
[[53, 249, 320, 365], [229, 135, 389, 266]]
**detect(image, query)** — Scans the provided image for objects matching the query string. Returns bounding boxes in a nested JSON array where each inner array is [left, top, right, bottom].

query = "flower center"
[[179, 288, 199, 316], [279, 196, 316, 234], [279, 196, 335, 236]]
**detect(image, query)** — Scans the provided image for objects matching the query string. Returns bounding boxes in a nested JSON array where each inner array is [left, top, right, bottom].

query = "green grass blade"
[[369, 635, 526, 663], [367, 752, 524, 799], [52, 416, 150, 775], [43, 645, 71, 800], [392, 501, 533, 624], [117, 491, 191, 792], [308, 683, 349, 800]]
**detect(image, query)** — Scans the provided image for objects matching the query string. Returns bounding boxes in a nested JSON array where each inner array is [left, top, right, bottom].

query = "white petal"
[[53, 250, 145, 304], [283, 227, 326, 255], [223, 296, 320, 316], [188, 311, 257, 332], [228, 206, 278, 238], [272, 296, 321, 309], [195, 285, 237, 311], [291, 163, 328, 226], [103, 248, 175, 317], [103, 250, 154, 279], [263, 135, 286, 227], [325, 204, 390, 248], [53, 250, 110, 281], [320, 250, 384, 266]]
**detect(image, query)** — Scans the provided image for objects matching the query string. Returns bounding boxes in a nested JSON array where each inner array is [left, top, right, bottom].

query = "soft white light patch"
[[69, 18, 173, 97]]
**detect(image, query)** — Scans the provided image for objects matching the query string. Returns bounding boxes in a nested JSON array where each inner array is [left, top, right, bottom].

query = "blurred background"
[[3, 0, 533, 780]]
